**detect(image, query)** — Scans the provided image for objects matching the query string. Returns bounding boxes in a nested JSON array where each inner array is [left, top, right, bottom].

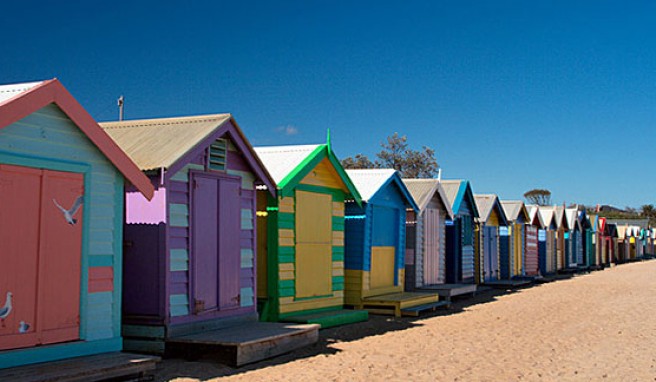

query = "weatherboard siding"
[[0, 104, 124, 366]]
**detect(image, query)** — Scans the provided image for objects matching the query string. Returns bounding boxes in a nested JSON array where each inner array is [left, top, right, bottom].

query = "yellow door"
[[295, 191, 332, 298], [371, 246, 396, 289]]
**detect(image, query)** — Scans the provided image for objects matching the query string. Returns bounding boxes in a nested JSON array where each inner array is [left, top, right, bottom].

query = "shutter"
[[208, 139, 227, 171]]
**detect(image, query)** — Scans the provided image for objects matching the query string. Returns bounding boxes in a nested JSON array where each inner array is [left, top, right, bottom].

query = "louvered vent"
[[208, 138, 227, 171]]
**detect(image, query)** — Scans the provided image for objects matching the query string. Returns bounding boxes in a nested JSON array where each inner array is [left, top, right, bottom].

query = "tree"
[[340, 133, 439, 178], [341, 153, 375, 169], [640, 204, 655, 218], [524, 189, 552, 206]]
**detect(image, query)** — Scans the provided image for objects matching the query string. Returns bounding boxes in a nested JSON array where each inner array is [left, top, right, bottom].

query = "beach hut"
[[565, 208, 583, 268], [343, 170, 442, 316], [553, 206, 570, 271], [474, 194, 508, 284], [0, 79, 158, 374], [100, 114, 318, 365], [402, 179, 454, 291], [253, 143, 368, 328], [501, 201, 536, 277], [526, 205, 548, 276], [440, 180, 480, 288], [578, 210, 596, 269], [536, 206, 559, 275]]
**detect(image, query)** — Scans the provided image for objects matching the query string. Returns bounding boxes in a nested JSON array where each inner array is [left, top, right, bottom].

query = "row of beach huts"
[[0, 79, 654, 380]]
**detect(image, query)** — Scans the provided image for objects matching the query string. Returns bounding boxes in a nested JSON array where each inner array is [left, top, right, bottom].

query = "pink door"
[[423, 208, 440, 285], [0, 164, 82, 351]]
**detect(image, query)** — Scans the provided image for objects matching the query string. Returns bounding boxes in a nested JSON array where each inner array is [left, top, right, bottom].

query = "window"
[[207, 138, 227, 171]]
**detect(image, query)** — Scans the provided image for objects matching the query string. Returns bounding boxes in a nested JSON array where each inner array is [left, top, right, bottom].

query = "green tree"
[[524, 189, 552, 206], [340, 133, 439, 178]]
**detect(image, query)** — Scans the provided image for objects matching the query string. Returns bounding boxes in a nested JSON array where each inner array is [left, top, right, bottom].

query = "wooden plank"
[[0, 352, 159, 382], [167, 322, 319, 367]]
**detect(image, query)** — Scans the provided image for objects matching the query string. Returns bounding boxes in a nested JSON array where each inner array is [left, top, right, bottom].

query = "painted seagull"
[[0, 292, 12, 320], [53, 195, 84, 225]]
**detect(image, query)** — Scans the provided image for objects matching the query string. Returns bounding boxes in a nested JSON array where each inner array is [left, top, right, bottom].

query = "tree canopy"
[[341, 133, 439, 178], [524, 189, 552, 206]]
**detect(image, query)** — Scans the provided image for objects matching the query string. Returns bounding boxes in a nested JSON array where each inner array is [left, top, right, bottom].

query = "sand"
[[154, 261, 656, 381]]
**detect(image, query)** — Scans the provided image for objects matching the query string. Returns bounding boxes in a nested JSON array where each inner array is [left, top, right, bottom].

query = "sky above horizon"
[[1, 1, 654, 208]]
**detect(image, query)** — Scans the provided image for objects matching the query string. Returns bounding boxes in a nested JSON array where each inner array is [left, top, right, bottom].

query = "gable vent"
[[208, 138, 227, 171]]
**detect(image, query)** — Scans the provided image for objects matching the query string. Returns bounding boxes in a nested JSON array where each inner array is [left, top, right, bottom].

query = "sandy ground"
[[153, 261, 656, 381]]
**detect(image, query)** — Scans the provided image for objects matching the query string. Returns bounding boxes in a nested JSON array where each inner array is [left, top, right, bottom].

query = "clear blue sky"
[[1, 1, 654, 208]]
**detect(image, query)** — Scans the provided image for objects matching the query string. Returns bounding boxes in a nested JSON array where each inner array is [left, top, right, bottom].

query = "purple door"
[[191, 173, 241, 314]]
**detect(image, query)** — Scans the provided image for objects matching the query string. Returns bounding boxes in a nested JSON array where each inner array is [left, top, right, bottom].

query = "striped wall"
[[0, 104, 124, 366], [414, 202, 447, 288]]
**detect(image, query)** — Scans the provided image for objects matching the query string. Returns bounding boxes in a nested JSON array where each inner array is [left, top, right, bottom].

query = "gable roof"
[[474, 194, 508, 225], [536, 206, 557, 229], [439, 179, 479, 218], [346, 169, 418, 211], [500, 200, 530, 223], [99, 114, 275, 194], [0, 79, 153, 200], [565, 208, 581, 231], [254, 144, 361, 202], [402, 178, 454, 219], [525, 204, 546, 228], [553, 206, 569, 230]]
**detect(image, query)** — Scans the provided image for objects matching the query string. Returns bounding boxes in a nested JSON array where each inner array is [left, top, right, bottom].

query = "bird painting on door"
[[53, 195, 83, 225]]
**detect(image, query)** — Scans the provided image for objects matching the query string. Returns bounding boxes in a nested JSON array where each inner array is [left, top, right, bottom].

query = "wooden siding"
[[0, 104, 124, 367], [299, 158, 347, 191]]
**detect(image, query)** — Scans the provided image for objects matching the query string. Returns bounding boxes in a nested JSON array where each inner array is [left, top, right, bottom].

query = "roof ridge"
[[100, 114, 231, 129]]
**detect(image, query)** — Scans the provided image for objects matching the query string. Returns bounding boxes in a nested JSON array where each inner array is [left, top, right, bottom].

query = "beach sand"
[[153, 260, 656, 381]]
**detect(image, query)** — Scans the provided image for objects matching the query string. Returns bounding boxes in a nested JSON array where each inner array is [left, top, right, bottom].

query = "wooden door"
[[0, 165, 82, 351], [484, 226, 499, 282], [191, 173, 241, 314], [524, 226, 539, 276], [371, 205, 397, 290], [423, 208, 440, 285], [295, 191, 332, 298]]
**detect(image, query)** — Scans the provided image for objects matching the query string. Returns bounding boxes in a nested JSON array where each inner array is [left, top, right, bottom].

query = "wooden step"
[[0, 352, 159, 382], [361, 292, 440, 317], [166, 322, 318, 367], [400, 300, 450, 317]]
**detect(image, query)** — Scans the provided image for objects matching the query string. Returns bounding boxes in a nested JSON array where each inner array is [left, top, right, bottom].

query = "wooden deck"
[[166, 322, 319, 367], [282, 309, 369, 328], [358, 292, 440, 317], [418, 283, 477, 301], [0, 352, 159, 382]]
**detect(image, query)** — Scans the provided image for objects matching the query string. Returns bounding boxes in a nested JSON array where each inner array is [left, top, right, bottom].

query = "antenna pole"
[[118, 95, 124, 121]]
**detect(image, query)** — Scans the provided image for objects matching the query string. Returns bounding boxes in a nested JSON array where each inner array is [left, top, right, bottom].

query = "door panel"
[[295, 191, 332, 298], [39, 170, 83, 344], [371, 246, 395, 289], [192, 175, 219, 313], [0, 165, 41, 350], [423, 209, 440, 285], [218, 178, 241, 310]]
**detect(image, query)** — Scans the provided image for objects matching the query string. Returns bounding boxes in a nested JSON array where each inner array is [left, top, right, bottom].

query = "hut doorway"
[[295, 191, 332, 299], [423, 208, 441, 285], [191, 173, 241, 314], [0, 164, 83, 351]]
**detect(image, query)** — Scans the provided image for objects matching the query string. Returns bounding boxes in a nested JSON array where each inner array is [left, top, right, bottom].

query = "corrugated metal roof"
[[500, 200, 524, 222], [537, 206, 556, 228], [565, 208, 579, 230], [402, 178, 454, 219], [525, 204, 545, 228], [439, 180, 461, 210], [0, 81, 43, 105], [253, 144, 320, 184], [474, 194, 497, 223], [606, 218, 650, 229], [99, 114, 232, 171], [345, 169, 396, 202]]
